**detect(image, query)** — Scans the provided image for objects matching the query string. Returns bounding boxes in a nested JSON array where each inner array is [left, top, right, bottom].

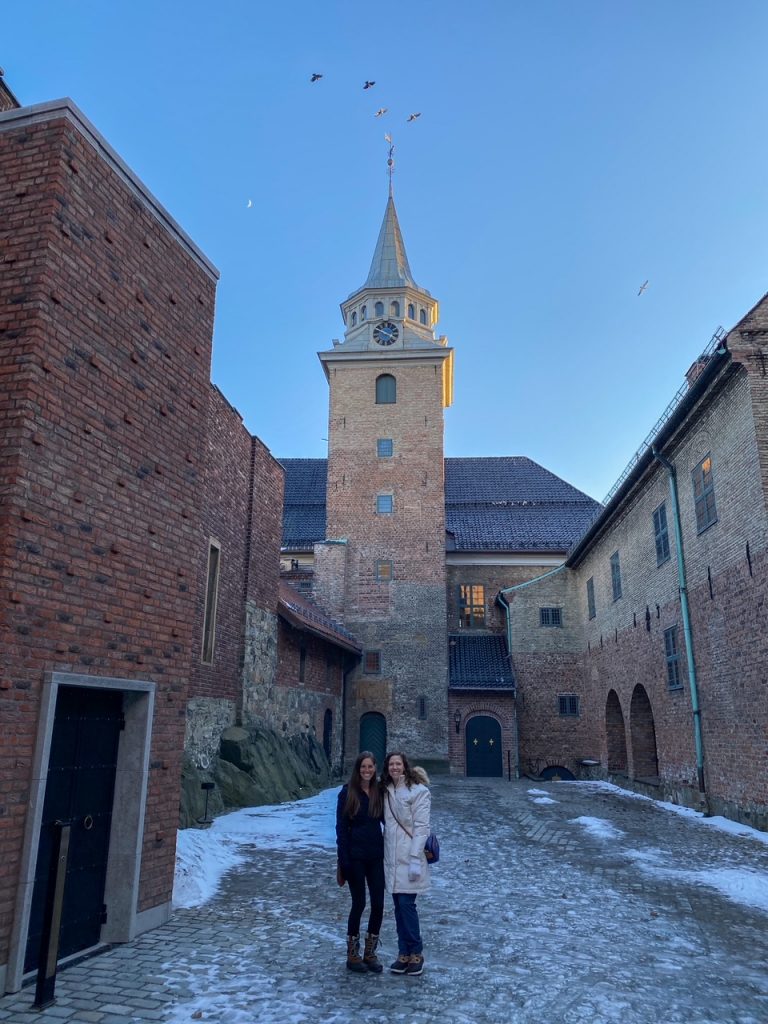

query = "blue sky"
[[6, 1, 768, 500]]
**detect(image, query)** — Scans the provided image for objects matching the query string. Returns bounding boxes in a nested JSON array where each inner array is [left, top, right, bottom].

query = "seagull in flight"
[[363, 80, 376, 89], [375, 108, 388, 117], [638, 280, 649, 296], [310, 73, 323, 82], [407, 112, 421, 122], [246, 199, 253, 208]]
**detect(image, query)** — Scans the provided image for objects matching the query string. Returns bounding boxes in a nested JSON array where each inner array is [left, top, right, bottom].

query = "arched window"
[[351, 310, 357, 326], [361, 305, 367, 320], [390, 300, 400, 317], [374, 300, 384, 317], [375, 373, 396, 404], [419, 308, 427, 325], [408, 303, 415, 319]]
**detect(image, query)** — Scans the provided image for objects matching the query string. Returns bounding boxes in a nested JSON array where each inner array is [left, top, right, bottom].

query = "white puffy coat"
[[383, 770, 431, 895]]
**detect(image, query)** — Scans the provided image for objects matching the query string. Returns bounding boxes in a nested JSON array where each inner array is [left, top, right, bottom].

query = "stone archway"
[[629, 684, 659, 782], [605, 689, 628, 772]]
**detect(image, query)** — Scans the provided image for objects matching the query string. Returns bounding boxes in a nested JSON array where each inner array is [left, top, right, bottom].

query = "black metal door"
[[24, 687, 123, 971], [465, 715, 502, 777], [358, 712, 387, 769]]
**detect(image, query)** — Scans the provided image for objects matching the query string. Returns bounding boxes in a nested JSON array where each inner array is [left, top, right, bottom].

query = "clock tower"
[[316, 190, 454, 770]]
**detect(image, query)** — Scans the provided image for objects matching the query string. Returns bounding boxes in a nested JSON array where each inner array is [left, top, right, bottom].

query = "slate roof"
[[448, 634, 515, 690], [278, 580, 361, 654], [279, 456, 601, 553]]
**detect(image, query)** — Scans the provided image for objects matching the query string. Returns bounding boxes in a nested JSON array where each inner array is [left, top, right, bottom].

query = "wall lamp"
[[454, 710, 462, 734]]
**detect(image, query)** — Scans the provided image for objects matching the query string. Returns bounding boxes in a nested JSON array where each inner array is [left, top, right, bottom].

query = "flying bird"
[[310, 73, 323, 82], [638, 280, 649, 296], [407, 112, 421, 122], [246, 199, 253, 208], [363, 80, 376, 89], [375, 108, 388, 117]]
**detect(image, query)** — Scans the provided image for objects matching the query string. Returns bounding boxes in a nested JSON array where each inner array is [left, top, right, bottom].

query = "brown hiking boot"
[[363, 933, 383, 973], [346, 934, 368, 973]]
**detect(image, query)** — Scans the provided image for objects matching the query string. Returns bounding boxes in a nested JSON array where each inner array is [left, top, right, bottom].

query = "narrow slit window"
[[653, 502, 671, 565], [586, 577, 596, 620], [202, 540, 221, 664]]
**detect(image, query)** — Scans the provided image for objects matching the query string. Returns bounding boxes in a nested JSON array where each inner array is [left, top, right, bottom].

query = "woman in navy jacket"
[[336, 751, 385, 972]]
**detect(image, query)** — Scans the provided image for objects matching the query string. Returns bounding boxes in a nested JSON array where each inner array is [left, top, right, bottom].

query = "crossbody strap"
[[386, 789, 413, 839]]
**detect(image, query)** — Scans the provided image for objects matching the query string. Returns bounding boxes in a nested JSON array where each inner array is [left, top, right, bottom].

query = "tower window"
[[419, 308, 427, 325], [377, 438, 393, 457], [364, 650, 381, 674], [376, 494, 393, 514], [375, 300, 384, 317], [408, 303, 415, 319], [540, 607, 562, 627], [361, 305, 367, 320], [390, 300, 400, 317], [351, 311, 357, 326], [418, 696, 427, 720], [375, 374, 396, 404], [375, 559, 393, 581]]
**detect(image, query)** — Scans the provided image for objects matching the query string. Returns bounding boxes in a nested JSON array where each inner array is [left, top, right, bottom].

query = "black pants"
[[346, 857, 385, 937]]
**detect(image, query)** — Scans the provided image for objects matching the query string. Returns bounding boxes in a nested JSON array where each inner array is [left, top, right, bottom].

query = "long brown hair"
[[381, 750, 423, 789], [343, 751, 383, 819]]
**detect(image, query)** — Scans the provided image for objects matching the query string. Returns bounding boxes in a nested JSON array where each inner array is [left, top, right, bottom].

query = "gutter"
[[652, 448, 709, 811]]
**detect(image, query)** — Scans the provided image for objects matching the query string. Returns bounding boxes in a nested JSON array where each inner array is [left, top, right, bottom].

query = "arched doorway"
[[322, 709, 332, 761], [605, 689, 627, 772], [465, 715, 502, 777], [630, 684, 659, 781], [359, 712, 387, 768]]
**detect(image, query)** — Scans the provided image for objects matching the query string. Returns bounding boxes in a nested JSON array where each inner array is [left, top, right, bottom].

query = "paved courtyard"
[[1, 777, 767, 1024]]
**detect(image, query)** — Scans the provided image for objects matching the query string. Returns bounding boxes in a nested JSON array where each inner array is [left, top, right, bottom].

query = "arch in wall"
[[359, 712, 387, 768], [629, 684, 659, 781], [605, 689, 628, 772], [375, 374, 396, 404], [465, 714, 503, 777]]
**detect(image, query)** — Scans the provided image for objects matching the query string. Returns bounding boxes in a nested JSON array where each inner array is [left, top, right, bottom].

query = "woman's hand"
[[408, 857, 422, 882]]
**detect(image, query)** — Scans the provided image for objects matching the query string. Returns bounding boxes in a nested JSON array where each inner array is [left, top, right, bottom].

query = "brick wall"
[[446, 560, 563, 633]]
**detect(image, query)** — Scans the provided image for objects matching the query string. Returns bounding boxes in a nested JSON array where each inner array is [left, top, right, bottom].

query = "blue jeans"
[[392, 893, 422, 955]]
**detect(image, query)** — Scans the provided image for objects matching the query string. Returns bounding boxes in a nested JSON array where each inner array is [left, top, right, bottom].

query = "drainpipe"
[[652, 447, 708, 810]]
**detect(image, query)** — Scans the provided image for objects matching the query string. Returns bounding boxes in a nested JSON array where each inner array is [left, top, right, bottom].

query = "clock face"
[[373, 321, 399, 346]]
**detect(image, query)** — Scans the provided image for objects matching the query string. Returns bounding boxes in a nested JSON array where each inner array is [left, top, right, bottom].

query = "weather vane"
[[385, 134, 394, 195]]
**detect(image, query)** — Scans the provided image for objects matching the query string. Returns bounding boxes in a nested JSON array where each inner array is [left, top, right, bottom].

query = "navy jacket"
[[336, 785, 384, 868]]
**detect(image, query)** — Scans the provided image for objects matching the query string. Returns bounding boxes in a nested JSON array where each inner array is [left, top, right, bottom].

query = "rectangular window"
[[586, 577, 596, 620], [376, 494, 393, 514], [539, 607, 562, 627], [458, 584, 485, 629], [610, 551, 622, 601], [418, 696, 427, 720], [377, 438, 394, 457], [363, 650, 381, 674], [692, 454, 717, 533], [558, 694, 580, 716], [653, 502, 671, 565], [201, 540, 221, 664], [375, 559, 393, 581], [664, 625, 683, 690]]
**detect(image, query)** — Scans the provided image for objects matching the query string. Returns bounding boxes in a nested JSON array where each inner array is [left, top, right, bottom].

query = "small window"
[[653, 502, 671, 566], [408, 303, 415, 319], [376, 494, 393, 514], [351, 310, 357, 326], [361, 305, 367, 320], [692, 454, 717, 533], [377, 438, 394, 457], [375, 373, 396, 404], [540, 607, 562, 627], [364, 650, 381, 674], [299, 641, 307, 683], [374, 300, 384, 317], [419, 308, 427, 325], [610, 551, 622, 601], [664, 626, 683, 690], [201, 540, 221, 664], [418, 696, 427, 720], [586, 577, 596, 620], [558, 694, 580, 716], [376, 559, 393, 581], [458, 584, 485, 629], [390, 300, 400, 317]]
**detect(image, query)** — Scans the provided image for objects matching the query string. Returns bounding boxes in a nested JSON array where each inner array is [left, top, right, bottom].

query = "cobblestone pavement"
[[2, 778, 768, 1024]]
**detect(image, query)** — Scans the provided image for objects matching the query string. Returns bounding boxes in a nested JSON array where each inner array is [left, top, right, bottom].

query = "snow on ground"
[[570, 815, 625, 840]]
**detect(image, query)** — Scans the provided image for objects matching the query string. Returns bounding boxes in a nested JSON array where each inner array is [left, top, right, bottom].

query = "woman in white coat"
[[382, 751, 431, 976]]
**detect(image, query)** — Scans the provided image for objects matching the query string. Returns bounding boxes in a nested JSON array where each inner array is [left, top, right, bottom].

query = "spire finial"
[[385, 134, 394, 196]]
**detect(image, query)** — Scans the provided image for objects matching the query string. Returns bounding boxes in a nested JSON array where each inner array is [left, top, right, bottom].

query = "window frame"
[[458, 584, 485, 629], [539, 607, 563, 628], [692, 454, 717, 534], [375, 559, 393, 582], [664, 625, 684, 690], [377, 438, 394, 458], [610, 551, 622, 602], [363, 650, 381, 675], [558, 694, 580, 717], [376, 493, 394, 515], [586, 577, 596, 620], [653, 501, 671, 566], [375, 373, 396, 404], [201, 539, 221, 664]]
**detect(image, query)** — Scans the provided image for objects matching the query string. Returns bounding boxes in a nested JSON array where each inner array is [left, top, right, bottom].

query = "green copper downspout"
[[652, 447, 708, 807]]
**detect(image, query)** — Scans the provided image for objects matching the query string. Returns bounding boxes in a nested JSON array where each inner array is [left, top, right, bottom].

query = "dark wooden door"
[[358, 712, 387, 769], [25, 687, 123, 971], [466, 715, 502, 777]]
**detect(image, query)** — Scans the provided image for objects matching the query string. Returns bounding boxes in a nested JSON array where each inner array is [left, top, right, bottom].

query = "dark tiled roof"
[[448, 634, 515, 690], [279, 456, 601, 553], [278, 581, 361, 654], [279, 459, 327, 551]]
